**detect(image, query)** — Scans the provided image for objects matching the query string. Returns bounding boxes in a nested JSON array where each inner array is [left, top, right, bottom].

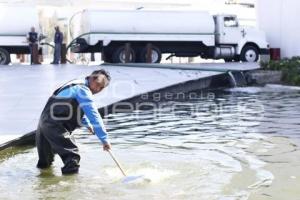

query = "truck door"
[[219, 16, 242, 44]]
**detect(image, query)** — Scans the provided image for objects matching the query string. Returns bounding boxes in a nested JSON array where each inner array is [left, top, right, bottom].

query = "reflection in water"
[[0, 84, 300, 199]]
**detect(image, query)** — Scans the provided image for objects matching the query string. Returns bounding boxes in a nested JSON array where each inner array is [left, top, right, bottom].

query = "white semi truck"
[[0, 6, 40, 65], [70, 9, 269, 63]]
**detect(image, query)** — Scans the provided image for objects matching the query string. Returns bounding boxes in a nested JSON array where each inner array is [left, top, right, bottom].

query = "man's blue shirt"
[[55, 79, 108, 144]]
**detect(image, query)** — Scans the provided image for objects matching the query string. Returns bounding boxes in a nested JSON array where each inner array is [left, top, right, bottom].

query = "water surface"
[[1, 84, 300, 200]]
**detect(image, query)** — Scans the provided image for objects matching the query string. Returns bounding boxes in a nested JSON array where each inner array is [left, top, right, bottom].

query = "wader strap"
[[53, 83, 86, 96]]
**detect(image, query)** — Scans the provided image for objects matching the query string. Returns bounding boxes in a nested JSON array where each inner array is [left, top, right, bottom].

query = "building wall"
[[256, 0, 300, 58]]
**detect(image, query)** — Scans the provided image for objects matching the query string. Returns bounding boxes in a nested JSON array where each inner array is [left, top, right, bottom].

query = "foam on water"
[[248, 170, 274, 189], [265, 84, 300, 91], [227, 84, 300, 94], [104, 164, 178, 184], [130, 167, 178, 184], [227, 87, 263, 94]]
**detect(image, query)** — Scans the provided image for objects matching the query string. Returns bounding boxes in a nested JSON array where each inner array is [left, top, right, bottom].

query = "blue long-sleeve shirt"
[[56, 79, 108, 144]]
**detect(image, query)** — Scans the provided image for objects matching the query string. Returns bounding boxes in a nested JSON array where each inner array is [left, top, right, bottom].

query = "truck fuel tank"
[[214, 46, 236, 59]]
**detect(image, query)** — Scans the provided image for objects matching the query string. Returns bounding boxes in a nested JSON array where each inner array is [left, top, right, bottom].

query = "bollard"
[[146, 43, 152, 63], [125, 43, 131, 63], [39, 47, 43, 63], [21, 54, 25, 63], [91, 53, 95, 62], [270, 48, 281, 61], [17, 54, 25, 63], [32, 43, 39, 64], [61, 43, 67, 64], [101, 49, 106, 61]]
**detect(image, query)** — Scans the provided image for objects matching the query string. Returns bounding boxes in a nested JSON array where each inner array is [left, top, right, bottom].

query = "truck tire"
[[112, 45, 136, 63], [240, 45, 259, 62], [102, 52, 113, 63], [0, 48, 11, 65], [139, 45, 162, 63]]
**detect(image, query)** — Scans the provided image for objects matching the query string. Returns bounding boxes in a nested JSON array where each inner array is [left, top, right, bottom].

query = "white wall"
[[256, 0, 300, 58]]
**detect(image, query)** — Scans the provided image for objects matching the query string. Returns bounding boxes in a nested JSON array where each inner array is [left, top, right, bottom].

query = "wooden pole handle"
[[107, 150, 127, 177]]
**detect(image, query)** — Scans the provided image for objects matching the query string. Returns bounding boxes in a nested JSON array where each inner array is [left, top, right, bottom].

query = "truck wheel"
[[240, 45, 259, 62], [112, 46, 136, 63], [102, 52, 113, 63], [0, 48, 11, 65], [139, 45, 162, 63]]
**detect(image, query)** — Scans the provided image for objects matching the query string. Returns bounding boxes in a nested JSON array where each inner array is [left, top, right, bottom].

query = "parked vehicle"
[[70, 9, 269, 63], [0, 6, 42, 65]]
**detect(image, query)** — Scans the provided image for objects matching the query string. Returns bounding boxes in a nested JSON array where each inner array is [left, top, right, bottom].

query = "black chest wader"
[[36, 82, 86, 174]]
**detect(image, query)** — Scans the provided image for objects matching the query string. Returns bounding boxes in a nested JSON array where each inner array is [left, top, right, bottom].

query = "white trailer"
[[70, 9, 269, 63], [0, 6, 40, 65]]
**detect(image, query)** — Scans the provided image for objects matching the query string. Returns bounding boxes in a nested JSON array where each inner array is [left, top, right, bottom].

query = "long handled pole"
[[107, 150, 127, 177]]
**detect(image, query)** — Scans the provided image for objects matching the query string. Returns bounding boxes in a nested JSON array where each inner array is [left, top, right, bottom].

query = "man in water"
[[36, 69, 111, 174]]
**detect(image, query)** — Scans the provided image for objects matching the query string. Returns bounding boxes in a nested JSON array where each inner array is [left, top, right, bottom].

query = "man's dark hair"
[[90, 69, 111, 81]]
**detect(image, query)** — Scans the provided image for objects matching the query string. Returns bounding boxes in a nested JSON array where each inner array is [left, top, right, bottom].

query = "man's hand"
[[103, 142, 112, 151], [87, 126, 94, 135]]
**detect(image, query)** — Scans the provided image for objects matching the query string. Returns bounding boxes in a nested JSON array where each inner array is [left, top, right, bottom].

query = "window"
[[224, 17, 238, 27]]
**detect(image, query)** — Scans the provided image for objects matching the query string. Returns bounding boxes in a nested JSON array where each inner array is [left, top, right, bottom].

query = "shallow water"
[[1, 84, 300, 200]]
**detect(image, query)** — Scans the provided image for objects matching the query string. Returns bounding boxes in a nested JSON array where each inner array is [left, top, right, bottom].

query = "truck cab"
[[215, 15, 241, 44], [214, 14, 269, 62]]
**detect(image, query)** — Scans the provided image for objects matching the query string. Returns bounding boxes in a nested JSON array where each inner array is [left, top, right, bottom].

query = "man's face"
[[89, 74, 109, 94]]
